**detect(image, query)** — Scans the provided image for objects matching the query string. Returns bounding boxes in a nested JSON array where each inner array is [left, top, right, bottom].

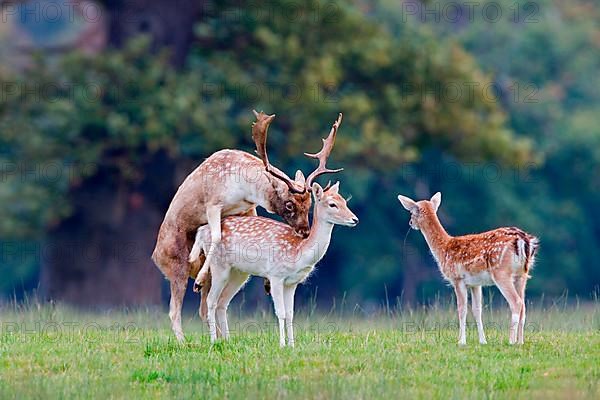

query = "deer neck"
[[297, 205, 334, 266], [244, 171, 277, 213], [419, 213, 451, 264]]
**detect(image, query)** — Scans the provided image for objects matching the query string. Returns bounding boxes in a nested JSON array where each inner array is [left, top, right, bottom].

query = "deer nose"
[[299, 228, 310, 238], [352, 217, 359, 225]]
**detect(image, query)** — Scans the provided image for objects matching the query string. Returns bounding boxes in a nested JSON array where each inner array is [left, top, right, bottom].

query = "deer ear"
[[328, 181, 340, 194], [430, 192, 442, 212], [294, 170, 306, 185], [312, 183, 324, 200], [397, 194, 417, 212]]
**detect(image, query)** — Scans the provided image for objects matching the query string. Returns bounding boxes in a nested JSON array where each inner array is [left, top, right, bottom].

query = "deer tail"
[[517, 235, 539, 274]]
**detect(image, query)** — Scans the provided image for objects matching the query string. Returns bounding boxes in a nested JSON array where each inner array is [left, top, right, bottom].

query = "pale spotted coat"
[[190, 182, 358, 346]]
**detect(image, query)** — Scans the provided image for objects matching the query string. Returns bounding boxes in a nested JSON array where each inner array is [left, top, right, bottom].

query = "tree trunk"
[[105, 0, 204, 66], [40, 156, 175, 306]]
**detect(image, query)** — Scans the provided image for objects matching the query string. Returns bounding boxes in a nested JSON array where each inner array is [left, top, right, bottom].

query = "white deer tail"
[[525, 236, 540, 273], [516, 234, 539, 274]]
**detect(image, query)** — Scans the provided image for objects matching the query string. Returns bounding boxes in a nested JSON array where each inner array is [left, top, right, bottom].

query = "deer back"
[[443, 227, 539, 278]]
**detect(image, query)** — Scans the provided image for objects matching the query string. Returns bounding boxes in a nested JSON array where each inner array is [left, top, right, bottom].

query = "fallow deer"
[[397, 192, 539, 345], [191, 112, 344, 294], [152, 111, 342, 342], [190, 181, 358, 346]]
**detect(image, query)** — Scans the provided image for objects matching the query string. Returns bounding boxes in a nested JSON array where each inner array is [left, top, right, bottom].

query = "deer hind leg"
[[453, 280, 468, 345], [199, 268, 211, 322], [215, 270, 250, 340], [193, 205, 222, 293], [206, 267, 229, 343], [168, 274, 188, 343], [492, 271, 523, 345], [283, 284, 298, 347], [188, 251, 210, 322], [470, 286, 487, 344], [514, 275, 528, 344]]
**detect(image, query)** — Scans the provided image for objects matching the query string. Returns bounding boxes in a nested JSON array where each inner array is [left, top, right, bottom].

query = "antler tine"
[[251, 110, 305, 194], [251, 110, 274, 168], [305, 113, 344, 190]]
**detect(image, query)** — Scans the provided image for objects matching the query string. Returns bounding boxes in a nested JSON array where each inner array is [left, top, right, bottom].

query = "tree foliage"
[[401, 0, 600, 296], [7, 0, 598, 302]]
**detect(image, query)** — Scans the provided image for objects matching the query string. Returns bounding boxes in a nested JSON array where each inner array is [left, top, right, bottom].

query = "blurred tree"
[[1, 1, 534, 305], [0, 37, 232, 304], [100, 0, 204, 66], [185, 0, 535, 303], [405, 0, 600, 298]]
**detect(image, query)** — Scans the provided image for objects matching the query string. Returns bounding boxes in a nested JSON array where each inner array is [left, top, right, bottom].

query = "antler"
[[305, 113, 344, 190], [252, 110, 305, 194]]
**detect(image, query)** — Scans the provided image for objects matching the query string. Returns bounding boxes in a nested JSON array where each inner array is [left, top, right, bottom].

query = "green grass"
[[0, 298, 598, 399]]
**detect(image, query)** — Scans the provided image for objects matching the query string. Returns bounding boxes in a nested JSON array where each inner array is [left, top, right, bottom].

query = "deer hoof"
[[193, 281, 202, 293]]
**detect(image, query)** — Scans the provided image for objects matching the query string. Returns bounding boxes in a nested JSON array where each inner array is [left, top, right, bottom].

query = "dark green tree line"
[[6, 0, 596, 306]]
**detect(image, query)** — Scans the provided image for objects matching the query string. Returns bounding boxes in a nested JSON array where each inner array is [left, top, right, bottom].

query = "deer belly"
[[283, 266, 314, 285], [223, 201, 254, 216], [463, 271, 494, 287]]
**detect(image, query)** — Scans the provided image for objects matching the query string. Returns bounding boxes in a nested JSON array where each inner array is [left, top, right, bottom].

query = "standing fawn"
[[190, 182, 358, 346], [397, 193, 539, 345]]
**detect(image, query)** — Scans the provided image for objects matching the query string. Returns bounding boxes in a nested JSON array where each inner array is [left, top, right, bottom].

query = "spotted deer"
[[152, 110, 342, 342], [190, 181, 358, 346], [191, 112, 344, 294], [397, 193, 539, 345]]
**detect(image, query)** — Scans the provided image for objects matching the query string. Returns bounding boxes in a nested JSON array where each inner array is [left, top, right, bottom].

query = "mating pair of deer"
[[152, 111, 538, 347]]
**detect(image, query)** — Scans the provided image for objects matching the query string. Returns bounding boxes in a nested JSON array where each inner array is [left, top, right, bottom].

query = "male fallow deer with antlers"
[[190, 180, 358, 346], [152, 111, 342, 342], [397, 192, 539, 345]]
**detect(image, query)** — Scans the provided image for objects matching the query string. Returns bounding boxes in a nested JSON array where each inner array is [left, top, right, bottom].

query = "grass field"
[[0, 297, 598, 399]]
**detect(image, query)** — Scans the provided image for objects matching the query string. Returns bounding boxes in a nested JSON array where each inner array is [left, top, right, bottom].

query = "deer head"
[[397, 192, 442, 230], [252, 110, 344, 237], [312, 181, 358, 227]]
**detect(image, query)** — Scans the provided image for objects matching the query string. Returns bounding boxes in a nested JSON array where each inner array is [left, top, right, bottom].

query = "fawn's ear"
[[430, 192, 442, 212], [327, 181, 340, 194], [397, 194, 417, 212], [312, 183, 324, 201]]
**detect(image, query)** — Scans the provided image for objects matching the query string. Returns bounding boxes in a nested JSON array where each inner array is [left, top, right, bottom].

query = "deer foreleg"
[[454, 280, 468, 345], [283, 284, 297, 347], [269, 279, 287, 347]]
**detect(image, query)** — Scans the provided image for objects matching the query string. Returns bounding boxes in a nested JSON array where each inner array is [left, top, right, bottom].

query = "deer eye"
[[329, 203, 338, 208], [285, 202, 294, 211]]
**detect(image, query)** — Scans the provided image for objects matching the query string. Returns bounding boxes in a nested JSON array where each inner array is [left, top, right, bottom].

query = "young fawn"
[[397, 193, 539, 345], [190, 182, 358, 346]]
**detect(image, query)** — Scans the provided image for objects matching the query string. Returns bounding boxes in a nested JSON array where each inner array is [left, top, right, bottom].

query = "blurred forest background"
[[1, 0, 599, 309]]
